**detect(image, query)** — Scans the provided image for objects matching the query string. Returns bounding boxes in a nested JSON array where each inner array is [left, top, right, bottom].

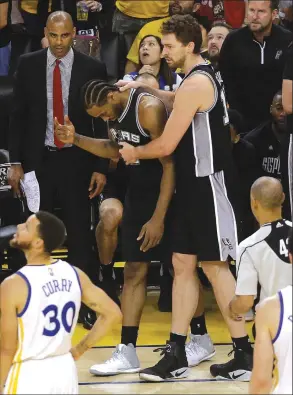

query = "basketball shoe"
[[210, 347, 253, 381], [90, 344, 140, 376], [139, 342, 189, 382], [185, 334, 216, 367]]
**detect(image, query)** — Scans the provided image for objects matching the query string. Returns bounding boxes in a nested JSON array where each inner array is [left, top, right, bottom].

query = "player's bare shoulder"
[[138, 94, 168, 135], [0, 273, 27, 308]]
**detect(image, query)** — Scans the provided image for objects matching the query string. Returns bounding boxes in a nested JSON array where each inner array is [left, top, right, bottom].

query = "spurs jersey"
[[236, 220, 292, 302], [174, 61, 232, 190], [272, 285, 292, 394], [109, 88, 167, 192], [13, 260, 81, 362]]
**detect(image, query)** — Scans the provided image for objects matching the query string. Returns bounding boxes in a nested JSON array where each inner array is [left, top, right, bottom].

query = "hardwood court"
[[73, 290, 253, 394]]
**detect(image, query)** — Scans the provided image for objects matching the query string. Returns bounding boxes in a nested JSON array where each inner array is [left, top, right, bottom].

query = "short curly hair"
[[161, 14, 202, 55]]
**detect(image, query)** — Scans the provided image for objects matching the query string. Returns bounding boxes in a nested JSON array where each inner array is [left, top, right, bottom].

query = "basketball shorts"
[[99, 164, 129, 205], [172, 170, 237, 261], [121, 189, 172, 262], [4, 353, 78, 394]]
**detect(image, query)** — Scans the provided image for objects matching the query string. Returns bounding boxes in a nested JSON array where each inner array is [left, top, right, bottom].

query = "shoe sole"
[[90, 367, 141, 376], [139, 371, 189, 382], [188, 350, 216, 367], [213, 372, 252, 382]]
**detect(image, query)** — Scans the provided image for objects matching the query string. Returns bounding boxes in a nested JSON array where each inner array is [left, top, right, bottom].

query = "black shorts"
[[99, 163, 128, 204], [121, 190, 172, 263], [172, 170, 237, 261]]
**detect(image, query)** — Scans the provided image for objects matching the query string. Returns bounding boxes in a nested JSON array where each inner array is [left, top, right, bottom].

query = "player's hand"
[[7, 164, 24, 197], [115, 79, 147, 92], [89, 172, 106, 199], [119, 142, 138, 164], [54, 115, 75, 144], [138, 217, 164, 252], [84, 0, 102, 11], [70, 346, 81, 361]]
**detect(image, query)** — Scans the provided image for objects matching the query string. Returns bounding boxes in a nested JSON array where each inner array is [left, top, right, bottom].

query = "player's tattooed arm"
[[54, 116, 120, 159], [74, 135, 120, 159], [70, 268, 122, 360]]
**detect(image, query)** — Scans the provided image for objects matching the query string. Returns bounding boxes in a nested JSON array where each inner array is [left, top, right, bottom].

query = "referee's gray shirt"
[[236, 219, 292, 302]]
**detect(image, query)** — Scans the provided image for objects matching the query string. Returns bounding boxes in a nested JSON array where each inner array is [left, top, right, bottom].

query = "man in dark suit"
[[8, 11, 108, 297]]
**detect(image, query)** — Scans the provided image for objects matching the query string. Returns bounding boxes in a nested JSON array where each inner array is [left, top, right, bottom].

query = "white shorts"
[[4, 353, 78, 394]]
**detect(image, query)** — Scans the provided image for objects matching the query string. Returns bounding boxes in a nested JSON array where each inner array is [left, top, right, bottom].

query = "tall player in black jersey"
[[55, 80, 175, 376], [119, 15, 253, 382]]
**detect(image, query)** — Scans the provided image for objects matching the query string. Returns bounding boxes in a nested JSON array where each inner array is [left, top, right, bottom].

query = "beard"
[[208, 51, 220, 66], [249, 21, 271, 33], [10, 238, 31, 250]]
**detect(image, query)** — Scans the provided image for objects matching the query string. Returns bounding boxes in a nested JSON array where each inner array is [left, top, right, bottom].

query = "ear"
[[72, 27, 76, 38], [270, 104, 273, 114], [107, 90, 119, 103], [34, 237, 45, 251], [193, 3, 201, 13], [187, 41, 195, 53], [44, 27, 48, 38], [281, 192, 285, 205]]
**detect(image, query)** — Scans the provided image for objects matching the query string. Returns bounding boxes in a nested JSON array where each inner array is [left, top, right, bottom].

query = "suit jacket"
[[9, 48, 109, 174]]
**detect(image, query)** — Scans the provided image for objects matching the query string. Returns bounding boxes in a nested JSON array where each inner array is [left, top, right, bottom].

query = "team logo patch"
[[222, 238, 233, 250], [275, 50, 282, 60]]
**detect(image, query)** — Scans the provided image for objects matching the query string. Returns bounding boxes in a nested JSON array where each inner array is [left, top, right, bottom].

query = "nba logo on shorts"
[[222, 238, 233, 250]]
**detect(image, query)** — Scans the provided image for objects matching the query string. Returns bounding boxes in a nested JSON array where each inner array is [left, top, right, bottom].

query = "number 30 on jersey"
[[42, 301, 76, 336]]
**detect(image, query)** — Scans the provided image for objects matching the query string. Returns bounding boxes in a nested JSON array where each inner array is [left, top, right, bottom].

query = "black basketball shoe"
[[210, 348, 253, 381], [139, 341, 189, 382]]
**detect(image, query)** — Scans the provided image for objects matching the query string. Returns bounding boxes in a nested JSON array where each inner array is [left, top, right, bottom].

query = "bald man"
[[229, 177, 292, 338], [8, 11, 109, 328]]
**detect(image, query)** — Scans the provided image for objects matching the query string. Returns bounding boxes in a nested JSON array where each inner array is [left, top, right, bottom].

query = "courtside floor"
[[73, 290, 253, 394]]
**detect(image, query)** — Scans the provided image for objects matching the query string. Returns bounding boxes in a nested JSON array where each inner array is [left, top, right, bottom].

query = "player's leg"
[[200, 171, 252, 381], [96, 198, 123, 266], [186, 282, 215, 367]]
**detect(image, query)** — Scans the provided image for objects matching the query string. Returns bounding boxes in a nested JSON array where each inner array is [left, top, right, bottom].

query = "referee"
[[229, 177, 292, 333]]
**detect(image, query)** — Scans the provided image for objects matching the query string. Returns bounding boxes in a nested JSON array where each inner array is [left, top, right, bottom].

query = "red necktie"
[[53, 59, 65, 148]]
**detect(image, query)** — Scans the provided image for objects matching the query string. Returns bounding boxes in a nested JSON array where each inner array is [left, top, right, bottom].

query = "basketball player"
[[228, 177, 292, 337], [55, 80, 175, 375], [0, 211, 122, 394], [119, 14, 253, 382], [249, 228, 292, 394]]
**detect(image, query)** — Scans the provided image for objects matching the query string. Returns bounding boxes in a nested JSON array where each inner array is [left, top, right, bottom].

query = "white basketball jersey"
[[272, 285, 292, 394], [236, 220, 292, 302], [14, 260, 81, 363]]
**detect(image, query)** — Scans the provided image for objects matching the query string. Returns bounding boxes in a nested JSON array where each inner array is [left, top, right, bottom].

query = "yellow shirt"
[[21, 0, 52, 14], [127, 17, 170, 65], [116, 1, 169, 19]]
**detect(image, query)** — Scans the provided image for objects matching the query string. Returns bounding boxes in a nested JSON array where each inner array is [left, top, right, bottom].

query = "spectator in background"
[[124, 35, 182, 91], [219, 0, 293, 132], [282, 41, 293, 216], [229, 108, 259, 240], [279, 0, 293, 33], [223, 0, 246, 28], [245, 91, 287, 182], [207, 20, 231, 69], [125, 0, 201, 74], [7, 11, 109, 326], [0, 0, 12, 75]]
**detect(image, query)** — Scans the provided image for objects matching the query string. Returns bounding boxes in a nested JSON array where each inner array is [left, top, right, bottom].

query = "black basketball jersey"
[[109, 88, 165, 191], [174, 62, 232, 187]]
